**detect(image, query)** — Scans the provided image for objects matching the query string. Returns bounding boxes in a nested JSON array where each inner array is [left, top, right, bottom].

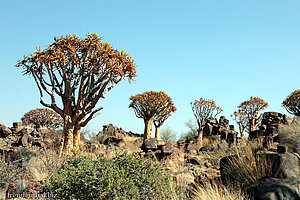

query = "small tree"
[[129, 91, 176, 142], [153, 107, 176, 141], [282, 89, 300, 117], [231, 110, 248, 137], [237, 96, 268, 133], [21, 108, 63, 129], [191, 98, 222, 145], [16, 33, 136, 155]]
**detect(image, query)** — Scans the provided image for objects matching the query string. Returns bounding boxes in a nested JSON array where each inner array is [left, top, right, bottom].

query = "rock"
[[144, 138, 158, 150], [186, 157, 202, 165], [0, 124, 12, 138], [199, 145, 214, 152], [277, 145, 287, 153], [12, 122, 23, 133], [162, 143, 175, 155], [247, 177, 300, 200], [103, 136, 122, 145]]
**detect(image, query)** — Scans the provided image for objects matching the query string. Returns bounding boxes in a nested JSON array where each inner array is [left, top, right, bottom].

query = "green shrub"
[[278, 117, 300, 152], [41, 153, 175, 200], [180, 120, 198, 140], [160, 127, 177, 143]]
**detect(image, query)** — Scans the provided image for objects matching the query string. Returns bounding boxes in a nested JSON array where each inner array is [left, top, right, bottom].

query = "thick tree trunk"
[[73, 123, 81, 150], [154, 125, 160, 141], [60, 110, 75, 156], [143, 118, 154, 141], [197, 128, 203, 146]]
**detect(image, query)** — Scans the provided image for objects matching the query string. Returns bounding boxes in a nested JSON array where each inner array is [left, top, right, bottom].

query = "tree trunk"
[[60, 113, 74, 156], [143, 118, 154, 141], [197, 128, 203, 146], [154, 125, 160, 141], [73, 123, 81, 150]]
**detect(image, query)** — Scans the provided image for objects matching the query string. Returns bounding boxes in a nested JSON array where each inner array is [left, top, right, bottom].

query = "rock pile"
[[202, 116, 238, 146], [249, 112, 292, 145], [96, 124, 141, 144]]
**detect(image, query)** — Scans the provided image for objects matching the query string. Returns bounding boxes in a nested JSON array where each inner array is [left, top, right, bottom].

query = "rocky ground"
[[0, 116, 299, 200]]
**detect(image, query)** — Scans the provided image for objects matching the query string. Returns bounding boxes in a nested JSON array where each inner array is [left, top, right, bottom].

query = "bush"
[[41, 153, 175, 200], [180, 120, 198, 140], [160, 127, 177, 143], [278, 117, 300, 152]]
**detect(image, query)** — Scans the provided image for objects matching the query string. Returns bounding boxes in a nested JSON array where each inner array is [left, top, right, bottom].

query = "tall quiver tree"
[[282, 89, 300, 116], [16, 33, 137, 155], [129, 91, 176, 143], [191, 98, 222, 146], [237, 96, 268, 133]]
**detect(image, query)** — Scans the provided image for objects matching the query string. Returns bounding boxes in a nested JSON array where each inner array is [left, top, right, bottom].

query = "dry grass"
[[191, 180, 247, 200], [25, 149, 65, 181], [221, 141, 275, 189]]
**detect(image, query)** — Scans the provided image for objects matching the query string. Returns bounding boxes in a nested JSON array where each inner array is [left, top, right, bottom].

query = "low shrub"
[[41, 152, 175, 200]]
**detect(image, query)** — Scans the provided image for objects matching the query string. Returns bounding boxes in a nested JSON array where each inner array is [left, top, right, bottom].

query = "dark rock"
[[186, 157, 202, 165], [0, 182, 9, 199], [144, 138, 158, 150], [162, 144, 175, 155], [103, 136, 122, 145], [199, 145, 214, 152], [277, 145, 287, 153], [247, 177, 300, 200], [0, 124, 12, 138]]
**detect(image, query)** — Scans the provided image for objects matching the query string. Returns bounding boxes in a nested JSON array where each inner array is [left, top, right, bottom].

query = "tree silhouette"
[[129, 91, 176, 142], [191, 98, 222, 145], [231, 110, 248, 137], [282, 89, 300, 116], [21, 108, 63, 129], [16, 33, 136, 155], [237, 96, 268, 132]]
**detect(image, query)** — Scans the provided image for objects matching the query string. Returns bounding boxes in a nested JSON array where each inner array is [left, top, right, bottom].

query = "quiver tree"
[[282, 89, 300, 116], [16, 33, 136, 155], [231, 110, 248, 137], [237, 96, 268, 133], [191, 98, 222, 145], [129, 91, 176, 142], [21, 108, 63, 129]]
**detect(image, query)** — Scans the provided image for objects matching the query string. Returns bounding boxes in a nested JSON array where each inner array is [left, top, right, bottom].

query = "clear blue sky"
[[1, 0, 299, 137]]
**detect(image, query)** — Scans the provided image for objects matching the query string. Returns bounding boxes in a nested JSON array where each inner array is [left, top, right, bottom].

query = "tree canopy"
[[282, 89, 300, 116], [16, 33, 137, 154]]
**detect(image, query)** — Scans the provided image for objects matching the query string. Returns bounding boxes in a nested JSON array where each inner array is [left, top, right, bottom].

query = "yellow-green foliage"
[[41, 153, 175, 200]]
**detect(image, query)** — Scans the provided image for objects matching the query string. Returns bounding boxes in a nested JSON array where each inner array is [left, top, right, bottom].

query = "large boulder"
[[162, 143, 175, 155], [0, 124, 12, 138], [143, 138, 158, 150], [247, 177, 300, 200]]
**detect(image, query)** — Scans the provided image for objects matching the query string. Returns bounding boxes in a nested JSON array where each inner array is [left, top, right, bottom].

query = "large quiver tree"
[[16, 33, 137, 155], [129, 91, 176, 142], [282, 90, 300, 116], [237, 96, 268, 132], [191, 98, 222, 146]]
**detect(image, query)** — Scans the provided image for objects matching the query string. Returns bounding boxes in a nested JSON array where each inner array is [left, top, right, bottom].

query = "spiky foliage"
[[16, 33, 137, 155], [190, 98, 222, 145], [237, 96, 268, 133], [282, 89, 300, 116], [231, 110, 248, 137], [129, 91, 176, 142], [21, 108, 63, 129]]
